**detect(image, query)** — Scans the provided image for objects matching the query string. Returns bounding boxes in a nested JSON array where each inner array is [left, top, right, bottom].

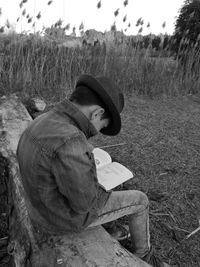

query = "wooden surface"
[[0, 95, 36, 266], [0, 95, 151, 267], [32, 226, 151, 267]]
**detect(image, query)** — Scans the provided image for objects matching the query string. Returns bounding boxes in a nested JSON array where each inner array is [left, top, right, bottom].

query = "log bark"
[[0, 95, 150, 267], [0, 95, 36, 266]]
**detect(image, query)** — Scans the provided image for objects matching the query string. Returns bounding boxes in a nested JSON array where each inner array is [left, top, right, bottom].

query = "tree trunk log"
[[0, 95, 150, 267]]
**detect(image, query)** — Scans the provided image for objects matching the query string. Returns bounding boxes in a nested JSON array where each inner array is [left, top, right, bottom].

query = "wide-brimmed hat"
[[76, 74, 124, 135]]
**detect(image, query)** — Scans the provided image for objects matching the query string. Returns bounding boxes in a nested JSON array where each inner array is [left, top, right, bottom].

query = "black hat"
[[76, 74, 124, 136]]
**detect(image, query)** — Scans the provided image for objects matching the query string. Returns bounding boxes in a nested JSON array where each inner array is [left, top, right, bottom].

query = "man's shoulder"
[[57, 129, 88, 152], [31, 108, 79, 135], [23, 110, 87, 153], [44, 110, 89, 150]]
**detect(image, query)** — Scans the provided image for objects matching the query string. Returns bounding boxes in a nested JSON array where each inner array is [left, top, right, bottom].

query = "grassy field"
[[91, 95, 200, 267], [0, 33, 200, 266], [2, 94, 200, 266]]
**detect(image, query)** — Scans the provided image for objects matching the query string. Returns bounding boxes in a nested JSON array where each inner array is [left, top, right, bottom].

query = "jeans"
[[88, 190, 150, 258]]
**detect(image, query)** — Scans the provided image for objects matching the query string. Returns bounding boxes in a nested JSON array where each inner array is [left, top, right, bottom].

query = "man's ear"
[[91, 107, 104, 120]]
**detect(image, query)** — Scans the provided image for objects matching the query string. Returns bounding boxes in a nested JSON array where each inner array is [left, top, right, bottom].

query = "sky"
[[0, 0, 185, 35]]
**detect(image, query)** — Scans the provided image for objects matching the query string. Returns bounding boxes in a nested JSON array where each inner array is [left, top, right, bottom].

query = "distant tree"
[[151, 36, 162, 50], [172, 0, 200, 56], [44, 26, 65, 39], [163, 34, 171, 50]]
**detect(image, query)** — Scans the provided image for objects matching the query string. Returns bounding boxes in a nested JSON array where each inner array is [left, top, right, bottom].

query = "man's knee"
[[134, 190, 149, 208]]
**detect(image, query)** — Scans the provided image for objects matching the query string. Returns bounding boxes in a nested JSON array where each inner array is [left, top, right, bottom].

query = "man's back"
[[17, 100, 109, 234]]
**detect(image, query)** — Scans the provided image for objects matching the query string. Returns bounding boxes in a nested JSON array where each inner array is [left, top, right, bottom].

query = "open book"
[[92, 148, 134, 191]]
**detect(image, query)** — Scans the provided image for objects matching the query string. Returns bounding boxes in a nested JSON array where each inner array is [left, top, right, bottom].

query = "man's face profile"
[[90, 106, 110, 132]]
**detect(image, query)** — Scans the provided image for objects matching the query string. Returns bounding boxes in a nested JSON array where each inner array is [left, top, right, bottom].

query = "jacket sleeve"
[[51, 135, 110, 215]]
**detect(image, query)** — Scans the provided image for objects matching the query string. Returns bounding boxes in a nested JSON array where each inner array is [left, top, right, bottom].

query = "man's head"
[[69, 85, 110, 132], [70, 74, 124, 135]]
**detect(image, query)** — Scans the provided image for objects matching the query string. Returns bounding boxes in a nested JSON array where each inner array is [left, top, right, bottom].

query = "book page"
[[93, 148, 112, 169], [97, 162, 133, 191]]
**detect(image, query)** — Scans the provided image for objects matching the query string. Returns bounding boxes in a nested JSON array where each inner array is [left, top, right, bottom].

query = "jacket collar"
[[54, 99, 98, 139]]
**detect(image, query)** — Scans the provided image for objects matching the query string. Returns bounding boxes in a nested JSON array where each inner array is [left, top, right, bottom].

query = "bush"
[[172, 0, 200, 67]]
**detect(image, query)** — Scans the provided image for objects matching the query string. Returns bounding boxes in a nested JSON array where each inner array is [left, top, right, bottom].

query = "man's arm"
[[52, 136, 110, 215]]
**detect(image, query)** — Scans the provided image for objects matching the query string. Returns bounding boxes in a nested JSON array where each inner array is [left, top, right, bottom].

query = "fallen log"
[[0, 94, 150, 267], [0, 95, 36, 266]]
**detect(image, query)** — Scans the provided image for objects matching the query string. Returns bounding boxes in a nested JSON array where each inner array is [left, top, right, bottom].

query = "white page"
[[97, 162, 133, 191], [93, 148, 112, 169]]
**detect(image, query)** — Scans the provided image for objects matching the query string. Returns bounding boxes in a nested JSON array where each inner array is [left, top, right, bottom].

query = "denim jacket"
[[17, 99, 110, 234]]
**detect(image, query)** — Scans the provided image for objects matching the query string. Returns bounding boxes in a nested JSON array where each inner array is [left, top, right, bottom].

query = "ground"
[[0, 94, 200, 266], [91, 95, 200, 267]]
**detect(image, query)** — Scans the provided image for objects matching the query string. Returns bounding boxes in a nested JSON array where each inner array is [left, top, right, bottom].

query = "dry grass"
[[91, 95, 200, 267], [0, 33, 200, 100]]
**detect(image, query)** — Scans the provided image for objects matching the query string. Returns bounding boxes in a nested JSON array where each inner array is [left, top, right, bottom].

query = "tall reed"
[[0, 33, 199, 101]]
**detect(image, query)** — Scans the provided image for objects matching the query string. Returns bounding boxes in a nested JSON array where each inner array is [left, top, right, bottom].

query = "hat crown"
[[95, 76, 124, 113]]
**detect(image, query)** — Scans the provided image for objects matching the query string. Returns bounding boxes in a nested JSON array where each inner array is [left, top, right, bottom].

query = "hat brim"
[[76, 75, 121, 135]]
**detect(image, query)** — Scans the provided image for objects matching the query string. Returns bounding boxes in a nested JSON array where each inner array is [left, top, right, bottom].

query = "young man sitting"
[[17, 74, 170, 267]]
